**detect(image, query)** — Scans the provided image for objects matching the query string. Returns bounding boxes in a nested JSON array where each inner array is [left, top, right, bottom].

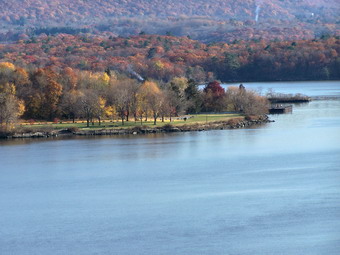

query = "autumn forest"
[[0, 0, 339, 131]]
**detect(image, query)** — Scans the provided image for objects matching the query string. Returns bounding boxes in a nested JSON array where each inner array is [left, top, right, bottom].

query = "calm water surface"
[[0, 81, 340, 255]]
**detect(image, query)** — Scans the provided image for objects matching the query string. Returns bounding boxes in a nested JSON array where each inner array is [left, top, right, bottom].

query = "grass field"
[[19, 114, 243, 130]]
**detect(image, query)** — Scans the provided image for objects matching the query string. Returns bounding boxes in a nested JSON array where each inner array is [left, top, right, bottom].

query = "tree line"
[[0, 62, 268, 130]]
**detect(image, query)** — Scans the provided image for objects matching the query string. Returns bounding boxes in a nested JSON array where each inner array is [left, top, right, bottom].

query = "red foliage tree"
[[203, 81, 226, 112], [204, 81, 225, 97]]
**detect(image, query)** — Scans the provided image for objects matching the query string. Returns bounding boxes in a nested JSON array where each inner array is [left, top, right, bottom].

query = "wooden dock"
[[269, 105, 293, 114], [268, 98, 310, 104]]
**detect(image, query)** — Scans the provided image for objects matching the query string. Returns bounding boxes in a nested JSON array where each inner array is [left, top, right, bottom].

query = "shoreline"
[[2, 116, 273, 140]]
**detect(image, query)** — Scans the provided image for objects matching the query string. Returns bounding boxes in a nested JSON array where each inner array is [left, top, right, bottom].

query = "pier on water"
[[269, 104, 293, 114]]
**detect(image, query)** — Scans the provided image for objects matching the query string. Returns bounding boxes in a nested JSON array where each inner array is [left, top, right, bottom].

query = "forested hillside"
[[0, 0, 339, 42], [1, 34, 338, 82]]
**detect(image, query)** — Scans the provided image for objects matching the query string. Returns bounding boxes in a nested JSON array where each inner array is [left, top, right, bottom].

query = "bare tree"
[[161, 89, 182, 122], [78, 89, 100, 127], [60, 90, 82, 123], [108, 79, 138, 125], [225, 86, 269, 115]]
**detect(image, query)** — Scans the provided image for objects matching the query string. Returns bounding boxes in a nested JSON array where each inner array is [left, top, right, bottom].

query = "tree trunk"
[[98, 117, 101, 126], [153, 113, 157, 125]]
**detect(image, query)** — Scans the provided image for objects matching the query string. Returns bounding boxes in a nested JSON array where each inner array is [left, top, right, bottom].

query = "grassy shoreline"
[[1, 114, 272, 139], [18, 114, 243, 130]]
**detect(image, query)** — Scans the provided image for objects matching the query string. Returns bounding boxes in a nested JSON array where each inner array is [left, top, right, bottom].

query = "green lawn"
[[19, 114, 243, 130], [180, 114, 242, 124]]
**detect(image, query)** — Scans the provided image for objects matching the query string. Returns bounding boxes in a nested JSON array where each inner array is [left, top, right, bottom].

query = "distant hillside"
[[1, 0, 338, 24], [0, 0, 339, 42]]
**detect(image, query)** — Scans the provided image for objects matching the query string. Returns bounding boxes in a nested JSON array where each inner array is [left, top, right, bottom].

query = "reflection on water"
[[0, 81, 340, 255]]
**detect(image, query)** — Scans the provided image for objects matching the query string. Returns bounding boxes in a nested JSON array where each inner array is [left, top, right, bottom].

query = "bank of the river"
[[1, 81, 339, 255], [2, 115, 272, 139]]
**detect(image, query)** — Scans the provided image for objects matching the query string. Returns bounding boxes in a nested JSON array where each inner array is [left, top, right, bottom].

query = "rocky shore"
[[3, 116, 273, 139]]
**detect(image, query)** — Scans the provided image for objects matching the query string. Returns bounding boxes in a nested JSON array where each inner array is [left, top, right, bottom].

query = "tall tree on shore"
[[202, 81, 226, 112], [60, 89, 82, 123], [26, 68, 62, 120], [184, 79, 202, 114], [0, 83, 25, 130], [78, 89, 100, 127], [138, 81, 163, 125], [108, 79, 138, 125], [159, 89, 177, 122], [225, 86, 269, 115]]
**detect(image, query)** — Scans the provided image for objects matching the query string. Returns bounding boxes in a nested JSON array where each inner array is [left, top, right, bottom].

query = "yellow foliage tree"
[[138, 81, 163, 125], [104, 105, 116, 121], [154, 60, 165, 71], [170, 76, 189, 97], [0, 83, 24, 130], [0, 62, 15, 71], [0, 62, 16, 85], [99, 73, 110, 85], [95, 97, 107, 126]]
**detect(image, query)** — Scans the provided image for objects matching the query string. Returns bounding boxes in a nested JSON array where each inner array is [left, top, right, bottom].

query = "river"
[[0, 81, 339, 255]]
